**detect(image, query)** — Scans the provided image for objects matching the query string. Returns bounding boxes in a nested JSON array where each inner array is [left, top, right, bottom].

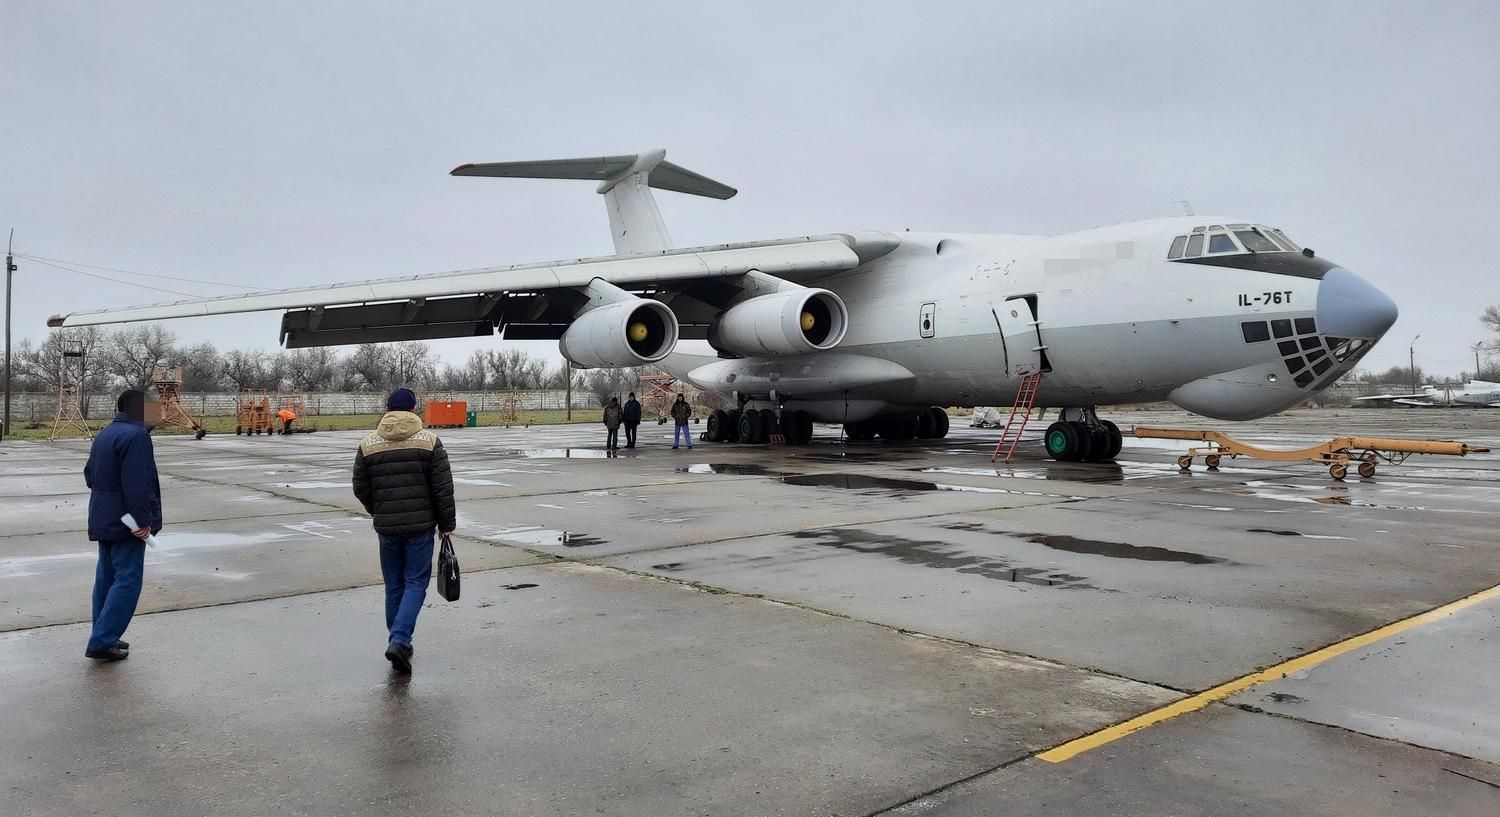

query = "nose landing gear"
[[1043, 408, 1122, 463]]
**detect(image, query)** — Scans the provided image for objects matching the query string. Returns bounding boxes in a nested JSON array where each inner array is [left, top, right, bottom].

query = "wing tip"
[[47, 314, 65, 328], [450, 163, 476, 176]]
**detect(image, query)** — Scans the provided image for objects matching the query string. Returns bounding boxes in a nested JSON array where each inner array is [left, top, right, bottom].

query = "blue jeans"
[[674, 422, 692, 448], [89, 539, 145, 652], [378, 530, 434, 647]]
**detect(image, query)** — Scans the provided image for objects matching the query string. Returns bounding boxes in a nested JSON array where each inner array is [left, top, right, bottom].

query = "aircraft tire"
[[1088, 428, 1111, 462], [929, 407, 950, 439], [917, 410, 938, 439], [1100, 420, 1123, 460], [1043, 422, 1074, 461], [737, 410, 762, 444], [796, 411, 814, 445], [723, 410, 742, 442], [1069, 421, 1095, 461], [880, 415, 917, 441], [706, 410, 728, 442], [778, 410, 796, 444], [758, 409, 776, 443]]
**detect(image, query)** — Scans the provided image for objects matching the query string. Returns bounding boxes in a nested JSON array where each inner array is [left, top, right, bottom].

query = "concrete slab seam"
[[1034, 581, 1500, 763]]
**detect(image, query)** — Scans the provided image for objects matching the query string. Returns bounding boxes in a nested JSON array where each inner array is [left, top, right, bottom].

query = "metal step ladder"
[[991, 371, 1043, 463]]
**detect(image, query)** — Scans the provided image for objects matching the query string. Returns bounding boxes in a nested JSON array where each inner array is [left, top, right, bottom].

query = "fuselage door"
[[993, 296, 1047, 377]]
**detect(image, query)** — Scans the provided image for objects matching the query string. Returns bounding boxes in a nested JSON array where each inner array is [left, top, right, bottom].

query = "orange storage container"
[[424, 400, 468, 429]]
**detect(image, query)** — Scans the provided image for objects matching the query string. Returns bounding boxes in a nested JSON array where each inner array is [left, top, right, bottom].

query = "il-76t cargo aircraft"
[[51, 149, 1399, 461]]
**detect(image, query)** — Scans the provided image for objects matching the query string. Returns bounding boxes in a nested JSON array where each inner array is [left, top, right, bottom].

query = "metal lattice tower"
[[49, 339, 93, 440], [153, 365, 207, 439]]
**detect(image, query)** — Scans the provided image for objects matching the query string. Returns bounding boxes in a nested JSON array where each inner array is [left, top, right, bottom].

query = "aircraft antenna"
[[1170, 200, 1195, 216]]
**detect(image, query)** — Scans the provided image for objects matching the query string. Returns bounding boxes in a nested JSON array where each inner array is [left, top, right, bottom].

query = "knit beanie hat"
[[387, 388, 418, 412]]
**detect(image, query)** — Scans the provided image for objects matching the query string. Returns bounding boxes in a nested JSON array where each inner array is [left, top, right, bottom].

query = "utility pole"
[[1409, 334, 1420, 396], [4, 229, 15, 441]]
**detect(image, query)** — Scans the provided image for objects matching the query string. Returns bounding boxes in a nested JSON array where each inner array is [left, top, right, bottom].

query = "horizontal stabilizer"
[[452, 152, 736, 199]]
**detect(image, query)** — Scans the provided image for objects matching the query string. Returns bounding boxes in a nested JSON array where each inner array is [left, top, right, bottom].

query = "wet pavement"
[[2, 407, 1497, 816]]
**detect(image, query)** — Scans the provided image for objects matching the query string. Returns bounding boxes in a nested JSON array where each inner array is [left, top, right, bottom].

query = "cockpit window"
[[1207, 233, 1238, 253], [1235, 229, 1280, 252], [1167, 224, 1301, 259]]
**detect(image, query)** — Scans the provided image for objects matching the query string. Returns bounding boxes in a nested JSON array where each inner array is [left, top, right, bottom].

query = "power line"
[[21, 257, 198, 297], [14, 252, 252, 290]]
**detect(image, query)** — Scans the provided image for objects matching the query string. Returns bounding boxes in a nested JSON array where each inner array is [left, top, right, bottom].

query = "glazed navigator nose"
[[1316, 267, 1398, 339]]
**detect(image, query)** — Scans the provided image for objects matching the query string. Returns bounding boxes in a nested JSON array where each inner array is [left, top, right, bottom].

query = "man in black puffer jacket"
[[352, 388, 456, 674]]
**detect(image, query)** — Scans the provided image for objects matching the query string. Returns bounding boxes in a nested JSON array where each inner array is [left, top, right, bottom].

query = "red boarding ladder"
[[991, 371, 1043, 463]]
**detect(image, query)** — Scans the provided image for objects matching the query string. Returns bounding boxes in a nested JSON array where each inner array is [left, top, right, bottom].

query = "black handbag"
[[436, 534, 460, 602]]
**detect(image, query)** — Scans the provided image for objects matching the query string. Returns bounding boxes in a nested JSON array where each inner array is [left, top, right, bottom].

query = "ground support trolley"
[[1133, 426, 1490, 480]]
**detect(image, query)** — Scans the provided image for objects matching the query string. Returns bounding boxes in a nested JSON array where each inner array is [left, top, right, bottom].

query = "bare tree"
[[390, 342, 437, 389], [285, 347, 341, 392], [15, 327, 113, 416], [347, 344, 395, 392], [178, 342, 225, 391], [106, 325, 177, 390], [580, 367, 643, 406], [220, 349, 282, 391], [1482, 305, 1500, 335]]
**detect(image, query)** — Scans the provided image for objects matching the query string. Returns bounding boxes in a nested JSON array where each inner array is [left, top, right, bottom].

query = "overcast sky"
[[4, 0, 1497, 377]]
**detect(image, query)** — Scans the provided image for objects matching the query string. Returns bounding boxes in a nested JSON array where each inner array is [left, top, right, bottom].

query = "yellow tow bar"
[[1132, 426, 1491, 480]]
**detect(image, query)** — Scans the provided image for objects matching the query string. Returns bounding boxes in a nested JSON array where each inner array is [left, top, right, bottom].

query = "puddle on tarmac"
[[1246, 528, 1354, 540], [485, 526, 608, 548], [940, 522, 1226, 564], [675, 463, 778, 476], [781, 473, 1011, 493], [788, 528, 1096, 588], [1224, 481, 1482, 513], [514, 449, 613, 459]]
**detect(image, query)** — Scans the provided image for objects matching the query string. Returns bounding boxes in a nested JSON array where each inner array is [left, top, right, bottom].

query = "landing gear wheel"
[[706, 410, 728, 442], [1099, 420, 1122, 460], [1357, 461, 1376, 479], [723, 410, 742, 442], [1177, 455, 1193, 471], [1205, 454, 1222, 469], [929, 407, 950, 440], [1089, 428, 1111, 462], [1044, 422, 1074, 461], [879, 415, 917, 441], [778, 410, 796, 443], [794, 411, 814, 445], [917, 410, 938, 439], [758, 409, 775, 443], [1329, 463, 1348, 481], [737, 410, 762, 444], [1068, 421, 1095, 462]]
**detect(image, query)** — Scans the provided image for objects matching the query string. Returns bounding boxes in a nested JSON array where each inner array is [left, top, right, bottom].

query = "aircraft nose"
[[1316, 267, 1398, 339]]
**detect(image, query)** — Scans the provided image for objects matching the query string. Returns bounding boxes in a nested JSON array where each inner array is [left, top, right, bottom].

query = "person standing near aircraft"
[[83, 389, 161, 662], [603, 397, 623, 450], [277, 407, 297, 435], [671, 393, 693, 449], [622, 392, 642, 448], [352, 388, 456, 674]]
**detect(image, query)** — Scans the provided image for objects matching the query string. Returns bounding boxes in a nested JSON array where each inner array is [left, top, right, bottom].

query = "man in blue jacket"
[[83, 389, 162, 662]]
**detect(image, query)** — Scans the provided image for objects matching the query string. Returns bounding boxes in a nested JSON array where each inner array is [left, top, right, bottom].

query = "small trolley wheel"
[[1204, 454, 1221, 469], [1177, 455, 1193, 471], [1357, 461, 1376, 479], [1329, 463, 1348, 481]]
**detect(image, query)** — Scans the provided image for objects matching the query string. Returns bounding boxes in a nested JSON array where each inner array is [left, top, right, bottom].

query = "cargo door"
[[993, 296, 1050, 377]]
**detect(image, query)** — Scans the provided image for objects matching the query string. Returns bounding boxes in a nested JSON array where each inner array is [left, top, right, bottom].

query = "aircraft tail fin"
[[451, 149, 736, 255]]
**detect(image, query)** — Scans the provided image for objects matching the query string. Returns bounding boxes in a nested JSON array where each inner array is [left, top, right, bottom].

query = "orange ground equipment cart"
[[425, 400, 469, 429]]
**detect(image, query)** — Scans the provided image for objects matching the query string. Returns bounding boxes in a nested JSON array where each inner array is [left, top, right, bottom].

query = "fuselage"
[[675, 216, 1398, 423]]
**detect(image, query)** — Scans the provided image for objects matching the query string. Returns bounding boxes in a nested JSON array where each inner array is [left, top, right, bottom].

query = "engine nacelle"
[[558, 299, 678, 369], [709, 289, 848, 357]]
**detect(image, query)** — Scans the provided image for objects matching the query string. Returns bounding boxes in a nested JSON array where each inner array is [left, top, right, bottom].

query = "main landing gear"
[[703, 408, 816, 445], [844, 407, 950, 442], [1042, 407, 1122, 463]]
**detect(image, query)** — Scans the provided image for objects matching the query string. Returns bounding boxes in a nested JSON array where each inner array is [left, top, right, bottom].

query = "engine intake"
[[559, 299, 678, 369], [710, 289, 848, 357]]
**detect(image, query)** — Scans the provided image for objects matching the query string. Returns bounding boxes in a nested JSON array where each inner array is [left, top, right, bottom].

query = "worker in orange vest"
[[278, 408, 297, 435]]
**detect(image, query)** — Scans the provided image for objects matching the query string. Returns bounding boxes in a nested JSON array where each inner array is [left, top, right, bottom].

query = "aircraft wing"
[[48, 236, 863, 348], [1354, 393, 1430, 403]]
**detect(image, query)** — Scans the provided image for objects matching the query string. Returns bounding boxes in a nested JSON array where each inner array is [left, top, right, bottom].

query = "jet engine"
[[709, 289, 848, 357], [558, 299, 678, 369]]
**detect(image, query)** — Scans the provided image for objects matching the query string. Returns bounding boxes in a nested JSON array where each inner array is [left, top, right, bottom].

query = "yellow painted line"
[[1036, 582, 1500, 763]]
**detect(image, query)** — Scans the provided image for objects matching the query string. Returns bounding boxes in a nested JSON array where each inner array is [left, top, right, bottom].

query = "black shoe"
[[385, 642, 413, 674], [85, 646, 129, 662], [115, 640, 129, 651]]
